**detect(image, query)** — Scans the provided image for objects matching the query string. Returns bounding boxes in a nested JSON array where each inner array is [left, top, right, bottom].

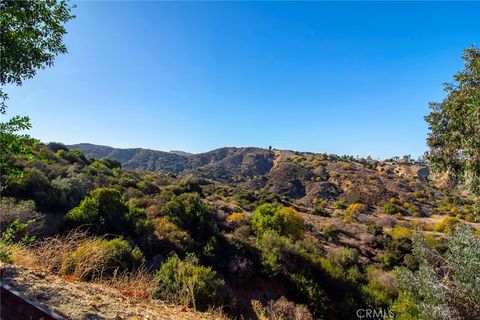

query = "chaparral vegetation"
[[1, 1, 479, 320]]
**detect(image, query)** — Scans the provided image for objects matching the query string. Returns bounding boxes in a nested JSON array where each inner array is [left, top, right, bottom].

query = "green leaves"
[[0, 0, 75, 87], [251, 203, 305, 240], [151, 253, 224, 311], [0, 115, 38, 179], [161, 193, 217, 242], [425, 46, 480, 195], [395, 226, 480, 320], [0, 1, 74, 181]]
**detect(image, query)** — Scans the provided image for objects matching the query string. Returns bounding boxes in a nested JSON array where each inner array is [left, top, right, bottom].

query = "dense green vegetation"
[[0, 136, 478, 319]]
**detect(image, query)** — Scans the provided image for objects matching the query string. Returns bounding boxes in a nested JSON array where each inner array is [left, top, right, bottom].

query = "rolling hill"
[[69, 143, 440, 216]]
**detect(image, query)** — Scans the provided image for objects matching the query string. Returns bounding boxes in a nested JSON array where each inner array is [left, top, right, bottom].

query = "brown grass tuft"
[[12, 229, 88, 273]]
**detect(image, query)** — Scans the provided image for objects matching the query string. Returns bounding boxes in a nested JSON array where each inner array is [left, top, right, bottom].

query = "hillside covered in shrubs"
[[1, 142, 479, 319], [2, 2, 480, 318]]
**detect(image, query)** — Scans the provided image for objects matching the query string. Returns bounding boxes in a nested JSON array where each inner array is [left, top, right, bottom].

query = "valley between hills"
[[2, 142, 477, 319]]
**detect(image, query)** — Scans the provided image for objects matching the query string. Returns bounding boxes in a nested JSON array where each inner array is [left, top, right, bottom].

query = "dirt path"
[[1, 265, 226, 320]]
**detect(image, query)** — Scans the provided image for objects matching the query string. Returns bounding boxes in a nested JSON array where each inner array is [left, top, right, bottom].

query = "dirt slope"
[[1, 265, 226, 320]]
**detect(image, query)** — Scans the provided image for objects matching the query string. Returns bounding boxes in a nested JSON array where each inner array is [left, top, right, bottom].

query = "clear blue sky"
[[6, 1, 480, 159]]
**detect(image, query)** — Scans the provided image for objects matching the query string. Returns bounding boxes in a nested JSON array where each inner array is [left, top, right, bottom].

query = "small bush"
[[0, 198, 42, 236], [7, 167, 55, 210], [345, 203, 367, 215], [465, 214, 476, 222], [322, 223, 341, 241], [434, 217, 460, 233], [61, 237, 144, 280], [313, 206, 330, 217], [162, 193, 217, 242], [226, 212, 247, 227], [361, 267, 397, 307], [256, 230, 292, 274], [152, 217, 191, 250], [252, 296, 314, 320], [333, 200, 346, 210], [389, 226, 413, 240], [66, 188, 149, 237], [52, 175, 88, 210], [66, 188, 128, 233], [251, 204, 304, 240], [151, 254, 224, 311], [383, 202, 400, 215], [0, 243, 13, 263], [0, 219, 36, 245]]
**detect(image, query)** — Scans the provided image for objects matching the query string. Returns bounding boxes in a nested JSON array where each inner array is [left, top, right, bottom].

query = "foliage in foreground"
[[396, 225, 480, 320], [151, 253, 224, 311], [61, 237, 144, 280]]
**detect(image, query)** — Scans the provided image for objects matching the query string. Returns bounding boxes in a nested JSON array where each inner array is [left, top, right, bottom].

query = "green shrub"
[[151, 254, 224, 311], [383, 202, 400, 215], [361, 267, 397, 307], [256, 230, 292, 274], [52, 175, 88, 210], [251, 203, 304, 240], [396, 226, 480, 319], [389, 226, 413, 240], [407, 204, 421, 217], [333, 200, 346, 210], [0, 243, 13, 263], [382, 235, 413, 270], [61, 237, 144, 280], [161, 193, 217, 242], [152, 217, 191, 250], [434, 217, 460, 233], [329, 247, 359, 269], [8, 167, 55, 210], [137, 180, 160, 195], [0, 198, 41, 236], [0, 219, 36, 245], [57, 149, 89, 164], [322, 223, 341, 241], [313, 206, 330, 217], [47, 142, 69, 153], [66, 188, 147, 236], [290, 273, 327, 316]]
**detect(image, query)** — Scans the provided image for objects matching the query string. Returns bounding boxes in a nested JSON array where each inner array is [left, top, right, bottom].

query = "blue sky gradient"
[[6, 1, 480, 159]]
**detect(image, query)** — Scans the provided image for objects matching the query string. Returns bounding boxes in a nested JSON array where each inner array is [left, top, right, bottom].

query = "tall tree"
[[0, 0, 74, 178], [425, 47, 480, 195]]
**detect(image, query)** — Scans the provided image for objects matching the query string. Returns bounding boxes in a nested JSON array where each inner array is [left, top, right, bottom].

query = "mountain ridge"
[[68, 143, 433, 210]]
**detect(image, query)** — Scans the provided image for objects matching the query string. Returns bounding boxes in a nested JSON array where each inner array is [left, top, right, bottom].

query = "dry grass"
[[3, 265, 229, 320], [10, 229, 153, 298], [4, 230, 228, 320], [103, 265, 154, 299], [251, 296, 313, 320], [11, 229, 88, 273]]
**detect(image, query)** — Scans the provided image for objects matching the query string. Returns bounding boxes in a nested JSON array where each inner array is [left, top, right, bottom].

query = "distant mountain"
[[68, 143, 274, 179], [68, 143, 431, 204], [169, 150, 193, 157], [68, 143, 188, 173]]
